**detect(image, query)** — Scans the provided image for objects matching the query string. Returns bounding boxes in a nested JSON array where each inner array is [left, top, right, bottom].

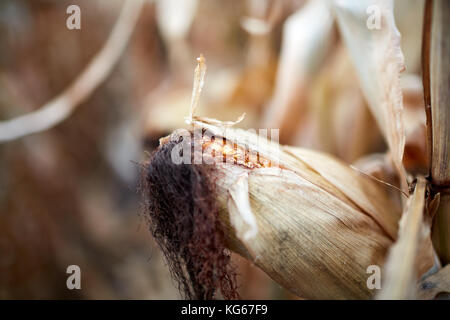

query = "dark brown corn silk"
[[141, 136, 239, 299]]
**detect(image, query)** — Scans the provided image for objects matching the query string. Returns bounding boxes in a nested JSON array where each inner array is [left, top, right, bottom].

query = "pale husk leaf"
[[227, 172, 258, 241], [284, 146, 401, 240], [216, 166, 393, 299], [196, 121, 402, 241]]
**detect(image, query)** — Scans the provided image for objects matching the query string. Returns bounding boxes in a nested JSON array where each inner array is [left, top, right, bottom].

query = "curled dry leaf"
[[186, 54, 207, 124], [331, 0, 407, 191], [186, 55, 246, 127], [227, 172, 258, 241]]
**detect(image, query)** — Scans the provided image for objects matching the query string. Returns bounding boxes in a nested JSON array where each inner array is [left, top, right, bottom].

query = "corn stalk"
[[423, 0, 450, 264]]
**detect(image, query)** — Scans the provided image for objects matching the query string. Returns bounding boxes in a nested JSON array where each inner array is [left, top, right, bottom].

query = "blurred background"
[[0, 0, 427, 299]]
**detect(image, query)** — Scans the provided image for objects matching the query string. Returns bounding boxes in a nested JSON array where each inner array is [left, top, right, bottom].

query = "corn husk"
[[164, 120, 409, 299], [218, 165, 393, 299], [162, 117, 440, 299]]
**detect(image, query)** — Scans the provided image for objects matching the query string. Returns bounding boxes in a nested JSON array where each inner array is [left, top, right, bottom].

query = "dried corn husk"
[[156, 118, 440, 299], [158, 121, 409, 299]]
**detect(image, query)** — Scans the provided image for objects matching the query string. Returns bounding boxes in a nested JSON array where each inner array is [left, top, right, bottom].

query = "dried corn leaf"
[[186, 56, 246, 127], [331, 0, 407, 191]]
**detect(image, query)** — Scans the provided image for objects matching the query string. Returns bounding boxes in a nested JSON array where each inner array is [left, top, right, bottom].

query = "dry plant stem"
[[0, 0, 144, 143], [429, 0, 450, 186], [377, 177, 427, 300], [428, 0, 450, 263], [421, 0, 433, 166]]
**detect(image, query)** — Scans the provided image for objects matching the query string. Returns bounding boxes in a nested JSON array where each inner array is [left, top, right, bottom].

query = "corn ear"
[[164, 122, 417, 299]]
